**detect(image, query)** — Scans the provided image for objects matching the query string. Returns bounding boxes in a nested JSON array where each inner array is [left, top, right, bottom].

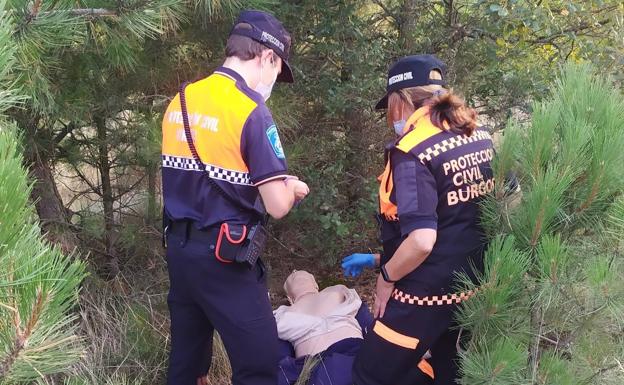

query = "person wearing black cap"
[[161, 10, 308, 385], [343, 54, 495, 384]]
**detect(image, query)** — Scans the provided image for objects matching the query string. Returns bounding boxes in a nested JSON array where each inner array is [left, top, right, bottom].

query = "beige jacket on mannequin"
[[274, 270, 363, 358]]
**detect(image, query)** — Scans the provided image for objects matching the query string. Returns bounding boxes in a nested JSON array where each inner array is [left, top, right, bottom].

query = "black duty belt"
[[167, 221, 219, 242]]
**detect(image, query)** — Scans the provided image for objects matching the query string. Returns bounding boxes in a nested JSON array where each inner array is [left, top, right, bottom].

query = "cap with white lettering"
[[375, 54, 447, 110], [230, 10, 294, 83]]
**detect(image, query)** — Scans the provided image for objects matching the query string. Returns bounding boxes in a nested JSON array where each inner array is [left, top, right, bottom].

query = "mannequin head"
[[284, 270, 319, 304]]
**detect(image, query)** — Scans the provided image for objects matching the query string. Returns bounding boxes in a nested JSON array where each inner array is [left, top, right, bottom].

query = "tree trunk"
[[399, 0, 419, 52], [28, 151, 79, 253], [94, 115, 119, 276], [146, 162, 157, 226], [23, 119, 79, 254]]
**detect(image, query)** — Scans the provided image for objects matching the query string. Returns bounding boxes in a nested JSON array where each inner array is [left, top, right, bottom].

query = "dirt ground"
[[265, 249, 378, 309]]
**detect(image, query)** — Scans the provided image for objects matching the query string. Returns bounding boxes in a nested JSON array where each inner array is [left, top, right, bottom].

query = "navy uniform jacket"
[[161, 67, 289, 228], [379, 107, 495, 294]]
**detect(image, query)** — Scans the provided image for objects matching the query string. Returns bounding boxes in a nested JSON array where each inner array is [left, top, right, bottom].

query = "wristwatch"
[[380, 264, 397, 283]]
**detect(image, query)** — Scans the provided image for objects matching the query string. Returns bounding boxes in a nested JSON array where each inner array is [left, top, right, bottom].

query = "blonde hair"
[[387, 70, 478, 136]]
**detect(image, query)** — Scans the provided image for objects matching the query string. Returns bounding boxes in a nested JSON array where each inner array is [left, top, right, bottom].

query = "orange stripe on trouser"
[[373, 321, 419, 349], [373, 322, 435, 379], [418, 359, 434, 379]]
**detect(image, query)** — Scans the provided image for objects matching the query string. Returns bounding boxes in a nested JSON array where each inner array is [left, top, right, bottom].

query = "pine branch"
[[530, 205, 546, 248], [0, 335, 22, 379], [529, 306, 544, 384], [40, 8, 118, 18], [30, 0, 43, 18], [0, 284, 43, 379], [576, 166, 604, 213], [70, 8, 117, 17], [0, 281, 20, 378]]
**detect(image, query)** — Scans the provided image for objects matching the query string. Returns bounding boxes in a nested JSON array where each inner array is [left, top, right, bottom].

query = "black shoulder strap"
[[179, 82, 257, 217]]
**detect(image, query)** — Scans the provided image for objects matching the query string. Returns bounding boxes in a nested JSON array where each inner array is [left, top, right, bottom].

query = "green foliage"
[[511, 166, 575, 250], [606, 196, 624, 240], [0, 0, 22, 113], [459, 338, 527, 385], [0, 124, 86, 383], [278, 132, 379, 262], [458, 64, 624, 383], [456, 236, 530, 340], [2, 0, 623, 383], [537, 351, 577, 385]]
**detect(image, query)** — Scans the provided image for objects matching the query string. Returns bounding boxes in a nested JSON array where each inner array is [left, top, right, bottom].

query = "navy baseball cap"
[[230, 10, 294, 83], [375, 54, 447, 109]]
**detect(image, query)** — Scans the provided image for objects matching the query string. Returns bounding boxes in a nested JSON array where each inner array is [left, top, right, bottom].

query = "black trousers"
[[165, 224, 278, 385], [353, 292, 462, 385]]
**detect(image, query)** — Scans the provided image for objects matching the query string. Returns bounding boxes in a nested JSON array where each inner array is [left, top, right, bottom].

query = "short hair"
[[225, 23, 273, 61]]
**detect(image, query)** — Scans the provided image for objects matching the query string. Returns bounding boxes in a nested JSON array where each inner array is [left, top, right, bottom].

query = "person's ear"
[[260, 49, 272, 65]]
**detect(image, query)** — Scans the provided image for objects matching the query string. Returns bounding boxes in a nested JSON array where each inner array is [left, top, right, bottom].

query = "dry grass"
[[66, 269, 170, 385], [66, 266, 239, 385], [56, 223, 370, 385]]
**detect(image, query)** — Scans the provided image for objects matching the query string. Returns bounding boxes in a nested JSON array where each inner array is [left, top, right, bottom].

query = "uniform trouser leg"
[[352, 297, 458, 385], [167, 299, 214, 384], [166, 232, 215, 385], [192, 267, 278, 385], [166, 232, 278, 385], [428, 327, 461, 384]]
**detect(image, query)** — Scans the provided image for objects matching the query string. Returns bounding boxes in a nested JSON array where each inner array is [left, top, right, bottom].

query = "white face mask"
[[393, 119, 407, 136], [255, 56, 277, 101]]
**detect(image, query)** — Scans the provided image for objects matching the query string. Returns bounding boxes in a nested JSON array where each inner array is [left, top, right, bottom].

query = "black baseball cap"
[[375, 54, 447, 110], [230, 10, 294, 83]]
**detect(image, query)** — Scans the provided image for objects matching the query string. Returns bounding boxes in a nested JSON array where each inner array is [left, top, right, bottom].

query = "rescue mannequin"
[[274, 270, 363, 358]]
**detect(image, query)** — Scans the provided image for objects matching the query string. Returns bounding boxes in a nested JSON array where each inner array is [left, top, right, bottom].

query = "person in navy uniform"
[[161, 10, 309, 385], [342, 55, 495, 384]]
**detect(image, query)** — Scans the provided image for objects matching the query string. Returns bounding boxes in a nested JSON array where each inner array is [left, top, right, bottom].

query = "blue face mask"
[[393, 119, 406, 136]]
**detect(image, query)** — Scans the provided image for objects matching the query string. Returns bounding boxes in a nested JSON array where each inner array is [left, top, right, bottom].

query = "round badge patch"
[[266, 124, 285, 159]]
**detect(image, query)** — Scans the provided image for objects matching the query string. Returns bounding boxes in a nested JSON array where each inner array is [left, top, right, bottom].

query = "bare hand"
[[287, 179, 309, 201], [373, 273, 395, 319]]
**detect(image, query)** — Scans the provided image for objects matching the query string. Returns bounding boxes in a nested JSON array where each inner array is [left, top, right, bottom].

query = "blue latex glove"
[[342, 253, 376, 277]]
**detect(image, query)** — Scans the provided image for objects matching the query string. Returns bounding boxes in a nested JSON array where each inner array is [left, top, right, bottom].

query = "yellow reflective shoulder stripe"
[[373, 321, 420, 349], [396, 119, 442, 153]]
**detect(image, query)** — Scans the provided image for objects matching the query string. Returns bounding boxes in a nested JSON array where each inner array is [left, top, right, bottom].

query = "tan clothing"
[[274, 285, 363, 358]]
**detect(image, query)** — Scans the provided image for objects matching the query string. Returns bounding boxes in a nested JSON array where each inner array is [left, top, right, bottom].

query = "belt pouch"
[[215, 223, 247, 263]]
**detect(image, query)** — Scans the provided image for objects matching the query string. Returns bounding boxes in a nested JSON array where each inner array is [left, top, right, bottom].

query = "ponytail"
[[425, 91, 477, 136]]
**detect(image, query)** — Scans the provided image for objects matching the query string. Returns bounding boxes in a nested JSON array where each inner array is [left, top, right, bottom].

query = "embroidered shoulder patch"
[[266, 124, 285, 159]]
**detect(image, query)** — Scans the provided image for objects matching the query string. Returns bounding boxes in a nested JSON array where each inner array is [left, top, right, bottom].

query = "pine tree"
[[5, 0, 265, 274], [0, 4, 86, 381], [456, 64, 624, 384]]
